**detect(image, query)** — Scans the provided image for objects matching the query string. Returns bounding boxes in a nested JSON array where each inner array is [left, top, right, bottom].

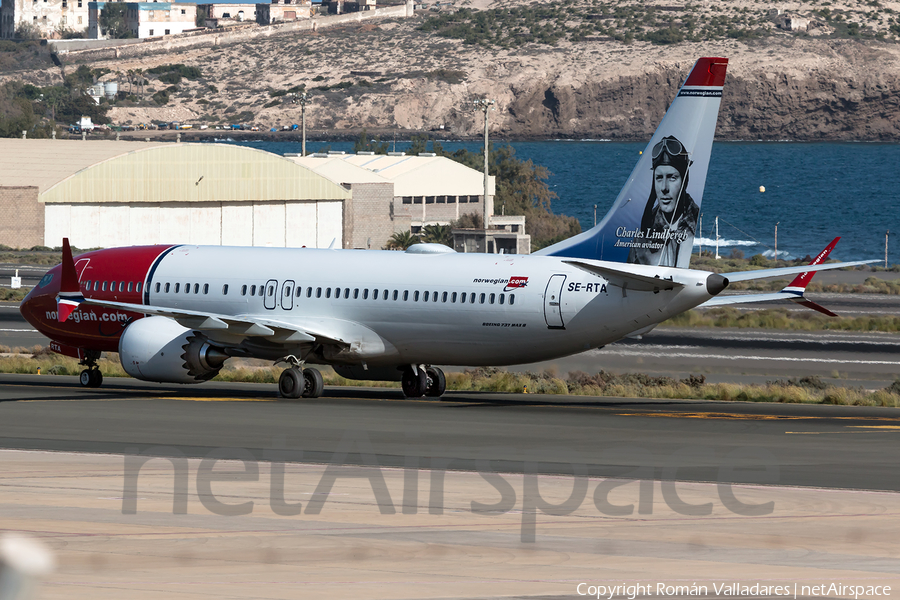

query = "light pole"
[[775, 221, 779, 261], [298, 92, 309, 157], [473, 98, 495, 231], [887, 230, 890, 269]]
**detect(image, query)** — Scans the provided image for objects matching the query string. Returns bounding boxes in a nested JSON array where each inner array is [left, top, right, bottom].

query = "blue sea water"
[[216, 139, 899, 263]]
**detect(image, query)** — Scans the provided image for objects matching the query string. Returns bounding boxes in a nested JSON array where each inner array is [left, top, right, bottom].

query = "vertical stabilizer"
[[536, 57, 728, 268]]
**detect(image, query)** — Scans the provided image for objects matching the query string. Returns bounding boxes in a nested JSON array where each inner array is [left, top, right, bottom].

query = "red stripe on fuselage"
[[20, 245, 175, 352]]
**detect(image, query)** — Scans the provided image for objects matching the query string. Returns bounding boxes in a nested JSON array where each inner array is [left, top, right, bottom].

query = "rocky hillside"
[[6, 0, 900, 140]]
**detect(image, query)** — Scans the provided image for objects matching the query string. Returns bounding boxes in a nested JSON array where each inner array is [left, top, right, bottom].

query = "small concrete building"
[[197, 2, 257, 26], [0, 140, 351, 249], [291, 152, 494, 250], [0, 0, 89, 39], [88, 1, 197, 39], [257, 0, 310, 24]]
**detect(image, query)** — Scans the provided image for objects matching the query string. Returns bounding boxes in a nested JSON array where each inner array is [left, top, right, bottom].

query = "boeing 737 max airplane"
[[19, 57, 874, 398]]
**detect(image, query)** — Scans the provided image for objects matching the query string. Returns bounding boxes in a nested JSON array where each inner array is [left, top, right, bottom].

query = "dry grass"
[[2, 352, 898, 407]]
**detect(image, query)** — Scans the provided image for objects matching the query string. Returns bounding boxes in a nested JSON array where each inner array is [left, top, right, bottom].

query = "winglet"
[[782, 237, 839, 294], [782, 237, 840, 317], [56, 238, 84, 322]]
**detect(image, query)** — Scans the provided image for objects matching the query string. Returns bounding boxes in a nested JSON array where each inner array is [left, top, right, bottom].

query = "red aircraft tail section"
[[56, 238, 84, 323]]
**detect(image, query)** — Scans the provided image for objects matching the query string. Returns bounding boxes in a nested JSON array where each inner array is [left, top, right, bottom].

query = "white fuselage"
[[144, 245, 715, 367]]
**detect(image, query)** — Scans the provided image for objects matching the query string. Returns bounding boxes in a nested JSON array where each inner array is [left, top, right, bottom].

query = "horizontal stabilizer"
[[563, 260, 684, 292]]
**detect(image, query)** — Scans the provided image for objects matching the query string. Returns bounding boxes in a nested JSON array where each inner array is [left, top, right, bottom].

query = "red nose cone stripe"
[[684, 57, 728, 88], [57, 299, 79, 323]]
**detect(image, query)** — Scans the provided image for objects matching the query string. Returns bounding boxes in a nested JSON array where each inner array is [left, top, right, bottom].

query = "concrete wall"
[[44, 200, 343, 249], [0, 186, 43, 249], [50, 3, 408, 59], [345, 182, 395, 249]]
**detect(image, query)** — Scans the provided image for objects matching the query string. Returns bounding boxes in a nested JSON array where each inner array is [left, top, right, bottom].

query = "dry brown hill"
[[8, 0, 900, 140]]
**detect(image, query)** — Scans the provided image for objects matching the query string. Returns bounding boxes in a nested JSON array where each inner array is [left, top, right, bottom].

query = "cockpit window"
[[38, 273, 54, 288]]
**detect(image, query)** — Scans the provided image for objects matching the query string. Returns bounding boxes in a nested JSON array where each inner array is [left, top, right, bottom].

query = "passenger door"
[[281, 280, 295, 310], [543, 274, 566, 329], [263, 279, 278, 310]]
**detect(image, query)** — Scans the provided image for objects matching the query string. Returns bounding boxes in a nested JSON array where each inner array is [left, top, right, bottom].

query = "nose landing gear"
[[79, 367, 103, 388], [78, 351, 103, 388], [402, 365, 446, 398]]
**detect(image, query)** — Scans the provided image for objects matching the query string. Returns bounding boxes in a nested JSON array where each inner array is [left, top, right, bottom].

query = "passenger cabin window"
[[155, 282, 161, 293], [470, 293, 476, 303], [316, 287, 322, 298], [363, 289, 369, 300], [326, 288, 331, 299], [296, 287, 302, 298], [241, 285, 247, 296], [196, 284, 202, 294], [490, 293, 495, 304], [164, 283, 170, 293], [250, 285, 256, 296], [268, 285, 275, 297], [83, 280, 91, 290], [480, 293, 485, 304], [442, 292, 448, 303], [119, 282, 125, 292], [499, 294, 505, 305], [175, 283, 181, 293], [344, 288, 350, 299], [223, 284, 229, 295], [137, 282, 142, 293], [354, 289, 360, 299], [307, 288, 313, 298], [101, 282, 108, 291], [403, 290, 409, 301], [414, 291, 419, 302], [432, 291, 438, 302], [203, 284, 209, 294], [423, 291, 429, 302], [510, 294, 515, 305], [127, 282, 133, 292]]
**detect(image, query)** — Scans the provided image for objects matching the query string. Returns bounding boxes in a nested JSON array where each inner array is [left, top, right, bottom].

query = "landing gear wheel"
[[302, 368, 324, 398], [424, 367, 446, 398], [401, 367, 427, 398], [89, 369, 103, 388], [279, 368, 304, 399], [80, 368, 103, 388]]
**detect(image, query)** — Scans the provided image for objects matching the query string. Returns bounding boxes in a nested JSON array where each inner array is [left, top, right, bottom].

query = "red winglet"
[[786, 237, 840, 290], [56, 238, 84, 323], [684, 57, 728, 87]]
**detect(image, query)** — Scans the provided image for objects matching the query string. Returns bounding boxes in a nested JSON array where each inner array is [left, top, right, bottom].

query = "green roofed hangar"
[[0, 140, 348, 250]]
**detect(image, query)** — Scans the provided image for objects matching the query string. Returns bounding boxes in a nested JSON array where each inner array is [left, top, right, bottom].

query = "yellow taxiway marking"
[[848, 425, 900, 430]]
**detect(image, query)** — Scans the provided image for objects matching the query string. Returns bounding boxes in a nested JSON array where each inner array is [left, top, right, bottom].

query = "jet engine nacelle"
[[119, 316, 228, 384]]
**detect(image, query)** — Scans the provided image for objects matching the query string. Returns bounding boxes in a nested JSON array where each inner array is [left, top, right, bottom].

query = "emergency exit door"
[[543, 274, 566, 329]]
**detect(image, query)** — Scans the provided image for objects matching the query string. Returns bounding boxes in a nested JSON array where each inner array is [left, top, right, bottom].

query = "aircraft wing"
[[698, 237, 877, 315], [719, 260, 876, 282], [79, 298, 347, 346]]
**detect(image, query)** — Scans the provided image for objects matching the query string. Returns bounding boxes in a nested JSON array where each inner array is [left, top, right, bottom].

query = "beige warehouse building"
[[0, 140, 350, 250]]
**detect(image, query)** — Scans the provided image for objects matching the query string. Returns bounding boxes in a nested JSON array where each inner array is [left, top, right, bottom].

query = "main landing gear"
[[278, 366, 324, 399], [78, 352, 103, 388], [401, 365, 446, 399]]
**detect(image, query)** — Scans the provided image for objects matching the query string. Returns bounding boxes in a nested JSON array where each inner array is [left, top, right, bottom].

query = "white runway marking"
[[600, 348, 900, 366]]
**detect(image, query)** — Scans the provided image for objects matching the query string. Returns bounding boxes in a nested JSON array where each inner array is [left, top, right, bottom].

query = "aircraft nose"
[[19, 267, 59, 329]]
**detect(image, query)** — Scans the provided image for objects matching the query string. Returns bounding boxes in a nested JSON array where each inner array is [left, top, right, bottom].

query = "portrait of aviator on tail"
[[627, 135, 700, 267]]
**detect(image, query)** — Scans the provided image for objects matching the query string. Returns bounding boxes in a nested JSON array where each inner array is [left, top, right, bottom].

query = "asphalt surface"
[[2, 374, 900, 493]]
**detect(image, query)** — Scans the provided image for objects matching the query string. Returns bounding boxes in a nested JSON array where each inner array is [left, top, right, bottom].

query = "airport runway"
[[2, 374, 900, 492]]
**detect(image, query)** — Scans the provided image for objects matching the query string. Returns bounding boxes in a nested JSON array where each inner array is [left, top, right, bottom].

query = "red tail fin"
[[56, 238, 84, 322]]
